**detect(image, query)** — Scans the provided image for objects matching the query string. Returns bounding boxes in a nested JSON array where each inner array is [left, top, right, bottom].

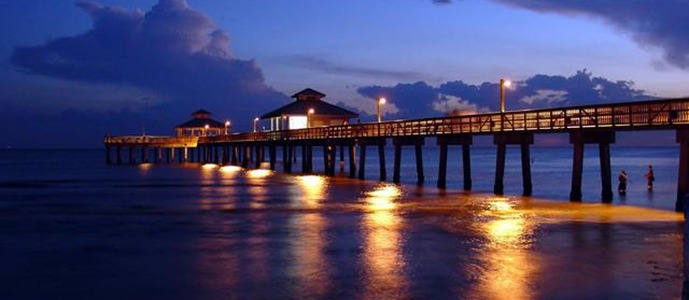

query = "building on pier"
[[175, 109, 227, 137], [260, 88, 358, 130]]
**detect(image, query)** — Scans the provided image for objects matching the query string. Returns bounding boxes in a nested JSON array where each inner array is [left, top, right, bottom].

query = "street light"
[[377, 97, 386, 122], [307, 108, 315, 128], [253, 117, 259, 132], [224, 120, 231, 135], [204, 124, 209, 136], [499, 78, 511, 113]]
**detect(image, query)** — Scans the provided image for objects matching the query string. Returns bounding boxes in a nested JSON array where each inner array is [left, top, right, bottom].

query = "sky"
[[1, 0, 688, 148]]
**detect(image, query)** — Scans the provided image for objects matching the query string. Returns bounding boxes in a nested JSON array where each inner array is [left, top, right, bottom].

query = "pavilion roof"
[[175, 117, 225, 129], [260, 99, 358, 119]]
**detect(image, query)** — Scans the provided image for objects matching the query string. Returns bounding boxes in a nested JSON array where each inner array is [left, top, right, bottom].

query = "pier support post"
[[462, 144, 472, 191], [378, 144, 386, 181], [231, 146, 238, 165], [242, 145, 250, 168], [393, 144, 402, 183], [255, 144, 262, 168], [269, 144, 277, 170], [305, 145, 312, 172], [521, 143, 532, 196], [676, 130, 689, 212], [340, 145, 345, 172], [116, 146, 122, 164], [569, 131, 615, 202], [302, 144, 309, 173], [415, 143, 424, 185], [282, 144, 288, 172], [493, 133, 534, 196], [348, 144, 357, 178], [438, 144, 448, 188], [599, 143, 613, 202], [183, 147, 188, 163], [324, 145, 335, 176], [129, 147, 134, 164], [392, 137, 425, 185], [494, 143, 506, 195]]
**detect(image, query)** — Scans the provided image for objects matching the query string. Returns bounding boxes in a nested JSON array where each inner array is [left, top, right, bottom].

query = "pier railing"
[[104, 135, 198, 147], [204, 97, 689, 143]]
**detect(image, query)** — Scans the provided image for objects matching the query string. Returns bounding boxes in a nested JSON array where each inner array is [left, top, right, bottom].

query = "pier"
[[105, 97, 689, 211]]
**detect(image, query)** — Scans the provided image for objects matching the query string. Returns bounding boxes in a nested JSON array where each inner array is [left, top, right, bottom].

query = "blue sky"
[[1, 0, 688, 147]]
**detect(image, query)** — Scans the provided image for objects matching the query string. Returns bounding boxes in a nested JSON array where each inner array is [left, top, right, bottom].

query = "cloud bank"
[[357, 70, 652, 119], [7, 0, 286, 147]]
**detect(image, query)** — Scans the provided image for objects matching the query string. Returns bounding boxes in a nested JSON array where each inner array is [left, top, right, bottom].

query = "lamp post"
[[307, 108, 315, 128], [377, 97, 386, 122], [253, 117, 259, 132], [499, 78, 511, 113], [204, 124, 209, 136], [224, 120, 231, 135]]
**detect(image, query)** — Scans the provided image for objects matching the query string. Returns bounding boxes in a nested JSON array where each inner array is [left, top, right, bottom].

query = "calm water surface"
[[0, 148, 684, 299]]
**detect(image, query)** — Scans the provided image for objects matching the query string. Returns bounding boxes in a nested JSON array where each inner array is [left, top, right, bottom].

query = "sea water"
[[0, 147, 684, 299]]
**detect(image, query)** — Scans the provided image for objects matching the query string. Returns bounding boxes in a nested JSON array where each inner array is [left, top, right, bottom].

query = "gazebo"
[[260, 88, 358, 130], [174, 109, 227, 137]]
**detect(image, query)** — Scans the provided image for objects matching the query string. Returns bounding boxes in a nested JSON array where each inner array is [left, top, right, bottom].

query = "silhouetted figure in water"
[[618, 170, 627, 194], [645, 165, 655, 191]]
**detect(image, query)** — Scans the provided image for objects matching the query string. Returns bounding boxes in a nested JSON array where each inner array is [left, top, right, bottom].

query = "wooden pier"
[[105, 97, 689, 211]]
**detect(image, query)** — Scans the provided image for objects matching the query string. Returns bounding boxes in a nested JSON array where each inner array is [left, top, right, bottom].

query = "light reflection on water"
[[289, 213, 331, 298], [474, 197, 538, 299], [2, 157, 683, 299], [359, 183, 408, 299]]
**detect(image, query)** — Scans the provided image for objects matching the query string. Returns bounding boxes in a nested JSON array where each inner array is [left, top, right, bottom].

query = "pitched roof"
[[175, 117, 225, 129], [260, 99, 358, 119], [192, 109, 212, 115], [291, 88, 326, 98]]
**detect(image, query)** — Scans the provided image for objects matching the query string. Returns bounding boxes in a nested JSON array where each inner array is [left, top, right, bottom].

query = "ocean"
[[0, 147, 684, 299]]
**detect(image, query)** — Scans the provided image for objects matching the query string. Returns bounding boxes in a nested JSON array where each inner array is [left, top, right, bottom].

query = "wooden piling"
[[569, 131, 615, 202], [393, 144, 402, 183], [415, 143, 424, 185], [677, 130, 689, 212], [462, 144, 472, 191], [521, 143, 532, 196], [348, 144, 357, 178], [437, 144, 448, 188], [494, 143, 506, 195], [378, 144, 386, 181], [269, 144, 277, 170]]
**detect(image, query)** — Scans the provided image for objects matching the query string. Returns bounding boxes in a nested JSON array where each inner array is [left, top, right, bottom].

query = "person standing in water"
[[618, 170, 627, 194], [645, 165, 655, 191]]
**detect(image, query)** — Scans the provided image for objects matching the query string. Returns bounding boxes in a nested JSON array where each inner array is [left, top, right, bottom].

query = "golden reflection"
[[219, 165, 241, 173], [473, 196, 537, 300], [202, 163, 219, 169], [294, 175, 327, 208], [246, 170, 271, 208], [361, 184, 407, 299], [198, 163, 219, 210], [289, 213, 330, 298], [138, 162, 153, 171], [365, 184, 402, 211], [246, 169, 273, 179]]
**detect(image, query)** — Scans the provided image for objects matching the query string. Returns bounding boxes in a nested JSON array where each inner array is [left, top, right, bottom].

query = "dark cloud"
[[8, 0, 287, 147], [440, 0, 689, 70], [284, 55, 423, 81], [357, 70, 653, 120]]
